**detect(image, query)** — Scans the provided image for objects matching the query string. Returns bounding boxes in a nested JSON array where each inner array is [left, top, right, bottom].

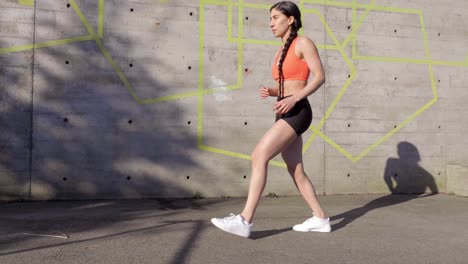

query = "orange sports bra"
[[271, 37, 310, 81]]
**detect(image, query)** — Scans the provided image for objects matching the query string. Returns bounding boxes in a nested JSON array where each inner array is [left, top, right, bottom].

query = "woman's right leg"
[[240, 120, 298, 223], [281, 136, 327, 218]]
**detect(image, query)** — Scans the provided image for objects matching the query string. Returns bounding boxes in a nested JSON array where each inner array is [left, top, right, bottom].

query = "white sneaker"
[[293, 216, 331, 233], [211, 213, 252, 238]]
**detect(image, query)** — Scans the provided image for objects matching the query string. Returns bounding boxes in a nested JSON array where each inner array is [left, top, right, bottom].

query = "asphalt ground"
[[1, 194, 467, 264]]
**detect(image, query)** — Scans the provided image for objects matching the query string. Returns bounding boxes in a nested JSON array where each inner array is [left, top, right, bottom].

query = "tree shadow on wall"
[[0, 0, 225, 201], [0, 0, 227, 256], [330, 141, 438, 231]]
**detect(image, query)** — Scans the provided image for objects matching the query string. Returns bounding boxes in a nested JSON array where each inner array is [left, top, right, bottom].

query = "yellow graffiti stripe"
[[2, 0, 466, 164], [198, 0, 350, 164], [301, 7, 356, 153], [301, 1, 440, 162], [199, 145, 287, 167], [0, 35, 93, 54], [98, 0, 105, 38], [18, 0, 34, 6], [341, 0, 376, 50], [198, 2, 205, 146]]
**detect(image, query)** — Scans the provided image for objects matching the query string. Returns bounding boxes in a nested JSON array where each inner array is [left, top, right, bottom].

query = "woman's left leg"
[[240, 119, 298, 223]]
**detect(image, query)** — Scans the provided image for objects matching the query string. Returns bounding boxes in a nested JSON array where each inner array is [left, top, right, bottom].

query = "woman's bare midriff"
[[279, 79, 308, 97]]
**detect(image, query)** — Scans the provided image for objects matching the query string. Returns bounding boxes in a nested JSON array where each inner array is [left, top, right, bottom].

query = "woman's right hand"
[[260, 87, 269, 99]]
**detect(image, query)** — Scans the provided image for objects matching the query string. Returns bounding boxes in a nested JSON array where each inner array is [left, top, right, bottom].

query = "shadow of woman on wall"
[[330, 141, 438, 232]]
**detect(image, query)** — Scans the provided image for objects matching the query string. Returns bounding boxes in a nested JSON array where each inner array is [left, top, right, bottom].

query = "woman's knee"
[[251, 148, 269, 166], [288, 165, 307, 180]]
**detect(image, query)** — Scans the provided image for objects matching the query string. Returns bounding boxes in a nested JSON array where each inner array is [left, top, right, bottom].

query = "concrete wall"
[[1, 0, 467, 200]]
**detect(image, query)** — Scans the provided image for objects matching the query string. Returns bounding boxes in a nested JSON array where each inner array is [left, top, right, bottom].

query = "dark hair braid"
[[277, 30, 298, 100], [270, 1, 302, 101]]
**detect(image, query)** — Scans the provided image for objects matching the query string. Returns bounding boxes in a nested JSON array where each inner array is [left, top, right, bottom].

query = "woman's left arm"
[[292, 37, 325, 102]]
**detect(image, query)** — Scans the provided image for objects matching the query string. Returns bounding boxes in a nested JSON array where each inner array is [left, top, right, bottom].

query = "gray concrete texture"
[[1, 0, 468, 200], [0, 194, 467, 263]]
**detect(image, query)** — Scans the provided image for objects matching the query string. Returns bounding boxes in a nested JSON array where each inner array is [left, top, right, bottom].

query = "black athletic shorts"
[[275, 96, 312, 135]]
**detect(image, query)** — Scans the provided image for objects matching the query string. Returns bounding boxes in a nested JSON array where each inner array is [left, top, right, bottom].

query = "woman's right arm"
[[260, 83, 279, 98]]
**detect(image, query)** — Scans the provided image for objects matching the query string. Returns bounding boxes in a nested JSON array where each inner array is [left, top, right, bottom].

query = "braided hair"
[[270, 2, 302, 100]]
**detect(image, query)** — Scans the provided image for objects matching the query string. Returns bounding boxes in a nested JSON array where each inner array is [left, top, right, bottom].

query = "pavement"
[[0, 193, 467, 264]]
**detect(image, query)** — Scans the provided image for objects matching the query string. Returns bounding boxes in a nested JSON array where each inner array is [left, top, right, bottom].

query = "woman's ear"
[[288, 16, 295, 26]]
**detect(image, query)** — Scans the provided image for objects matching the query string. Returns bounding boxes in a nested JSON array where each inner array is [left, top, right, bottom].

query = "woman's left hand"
[[274, 96, 297, 115]]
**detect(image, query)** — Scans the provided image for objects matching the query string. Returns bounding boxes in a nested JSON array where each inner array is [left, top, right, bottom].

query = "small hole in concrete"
[[347, 25, 351, 30], [63, 177, 68, 181], [243, 175, 247, 179], [128, 120, 132, 124], [63, 118, 68, 123], [348, 74, 351, 78], [347, 123, 351, 128], [438, 125, 441, 129], [186, 176, 190, 180], [65, 61, 69, 64], [67, 3, 71, 8], [245, 68, 248, 72], [188, 66, 192, 70], [127, 176, 131, 181], [187, 121, 191, 125], [129, 63, 133, 67], [130, 8, 134, 12], [394, 77, 398, 80], [394, 29, 397, 33], [394, 125, 397, 128], [347, 174, 350, 177], [244, 122, 248, 125], [438, 32, 440, 36], [245, 16, 249, 20], [189, 12, 193, 16], [394, 173, 398, 177]]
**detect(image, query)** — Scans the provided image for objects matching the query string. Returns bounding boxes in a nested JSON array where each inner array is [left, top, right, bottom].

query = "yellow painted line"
[[351, 0, 357, 58], [230, 38, 280, 46], [301, 7, 357, 153], [69, 0, 140, 102], [308, 126, 355, 160], [198, 3, 206, 146], [355, 55, 468, 67], [94, 38, 140, 101], [98, 0, 105, 38], [227, 0, 233, 41], [69, 0, 97, 36], [341, 0, 376, 50], [139, 91, 202, 104], [309, 97, 437, 162], [302, 0, 420, 14], [236, 0, 244, 87], [354, 98, 437, 161], [139, 85, 241, 104], [199, 145, 287, 168], [228, 21, 338, 50], [203, 0, 269, 9], [0, 35, 93, 54], [18, 0, 34, 6], [419, 12, 439, 100], [302, 70, 357, 152]]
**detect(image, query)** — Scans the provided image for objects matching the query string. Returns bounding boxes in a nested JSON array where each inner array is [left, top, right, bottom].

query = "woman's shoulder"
[[296, 35, 315, 47]]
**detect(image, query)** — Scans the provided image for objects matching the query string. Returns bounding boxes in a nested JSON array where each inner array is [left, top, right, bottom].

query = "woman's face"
[[269, 8, 293, 38]]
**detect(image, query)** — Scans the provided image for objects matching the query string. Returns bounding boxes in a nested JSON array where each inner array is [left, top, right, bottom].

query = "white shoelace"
[[218, 213, 239, 226]]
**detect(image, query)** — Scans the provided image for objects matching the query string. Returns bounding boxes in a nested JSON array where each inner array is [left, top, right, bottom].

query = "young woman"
[[211, 1, 330, 237]]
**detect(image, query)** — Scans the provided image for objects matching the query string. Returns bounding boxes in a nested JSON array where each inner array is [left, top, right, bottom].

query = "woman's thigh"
[[281, 136, 304, 173], [252, 119, 298, 162]]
